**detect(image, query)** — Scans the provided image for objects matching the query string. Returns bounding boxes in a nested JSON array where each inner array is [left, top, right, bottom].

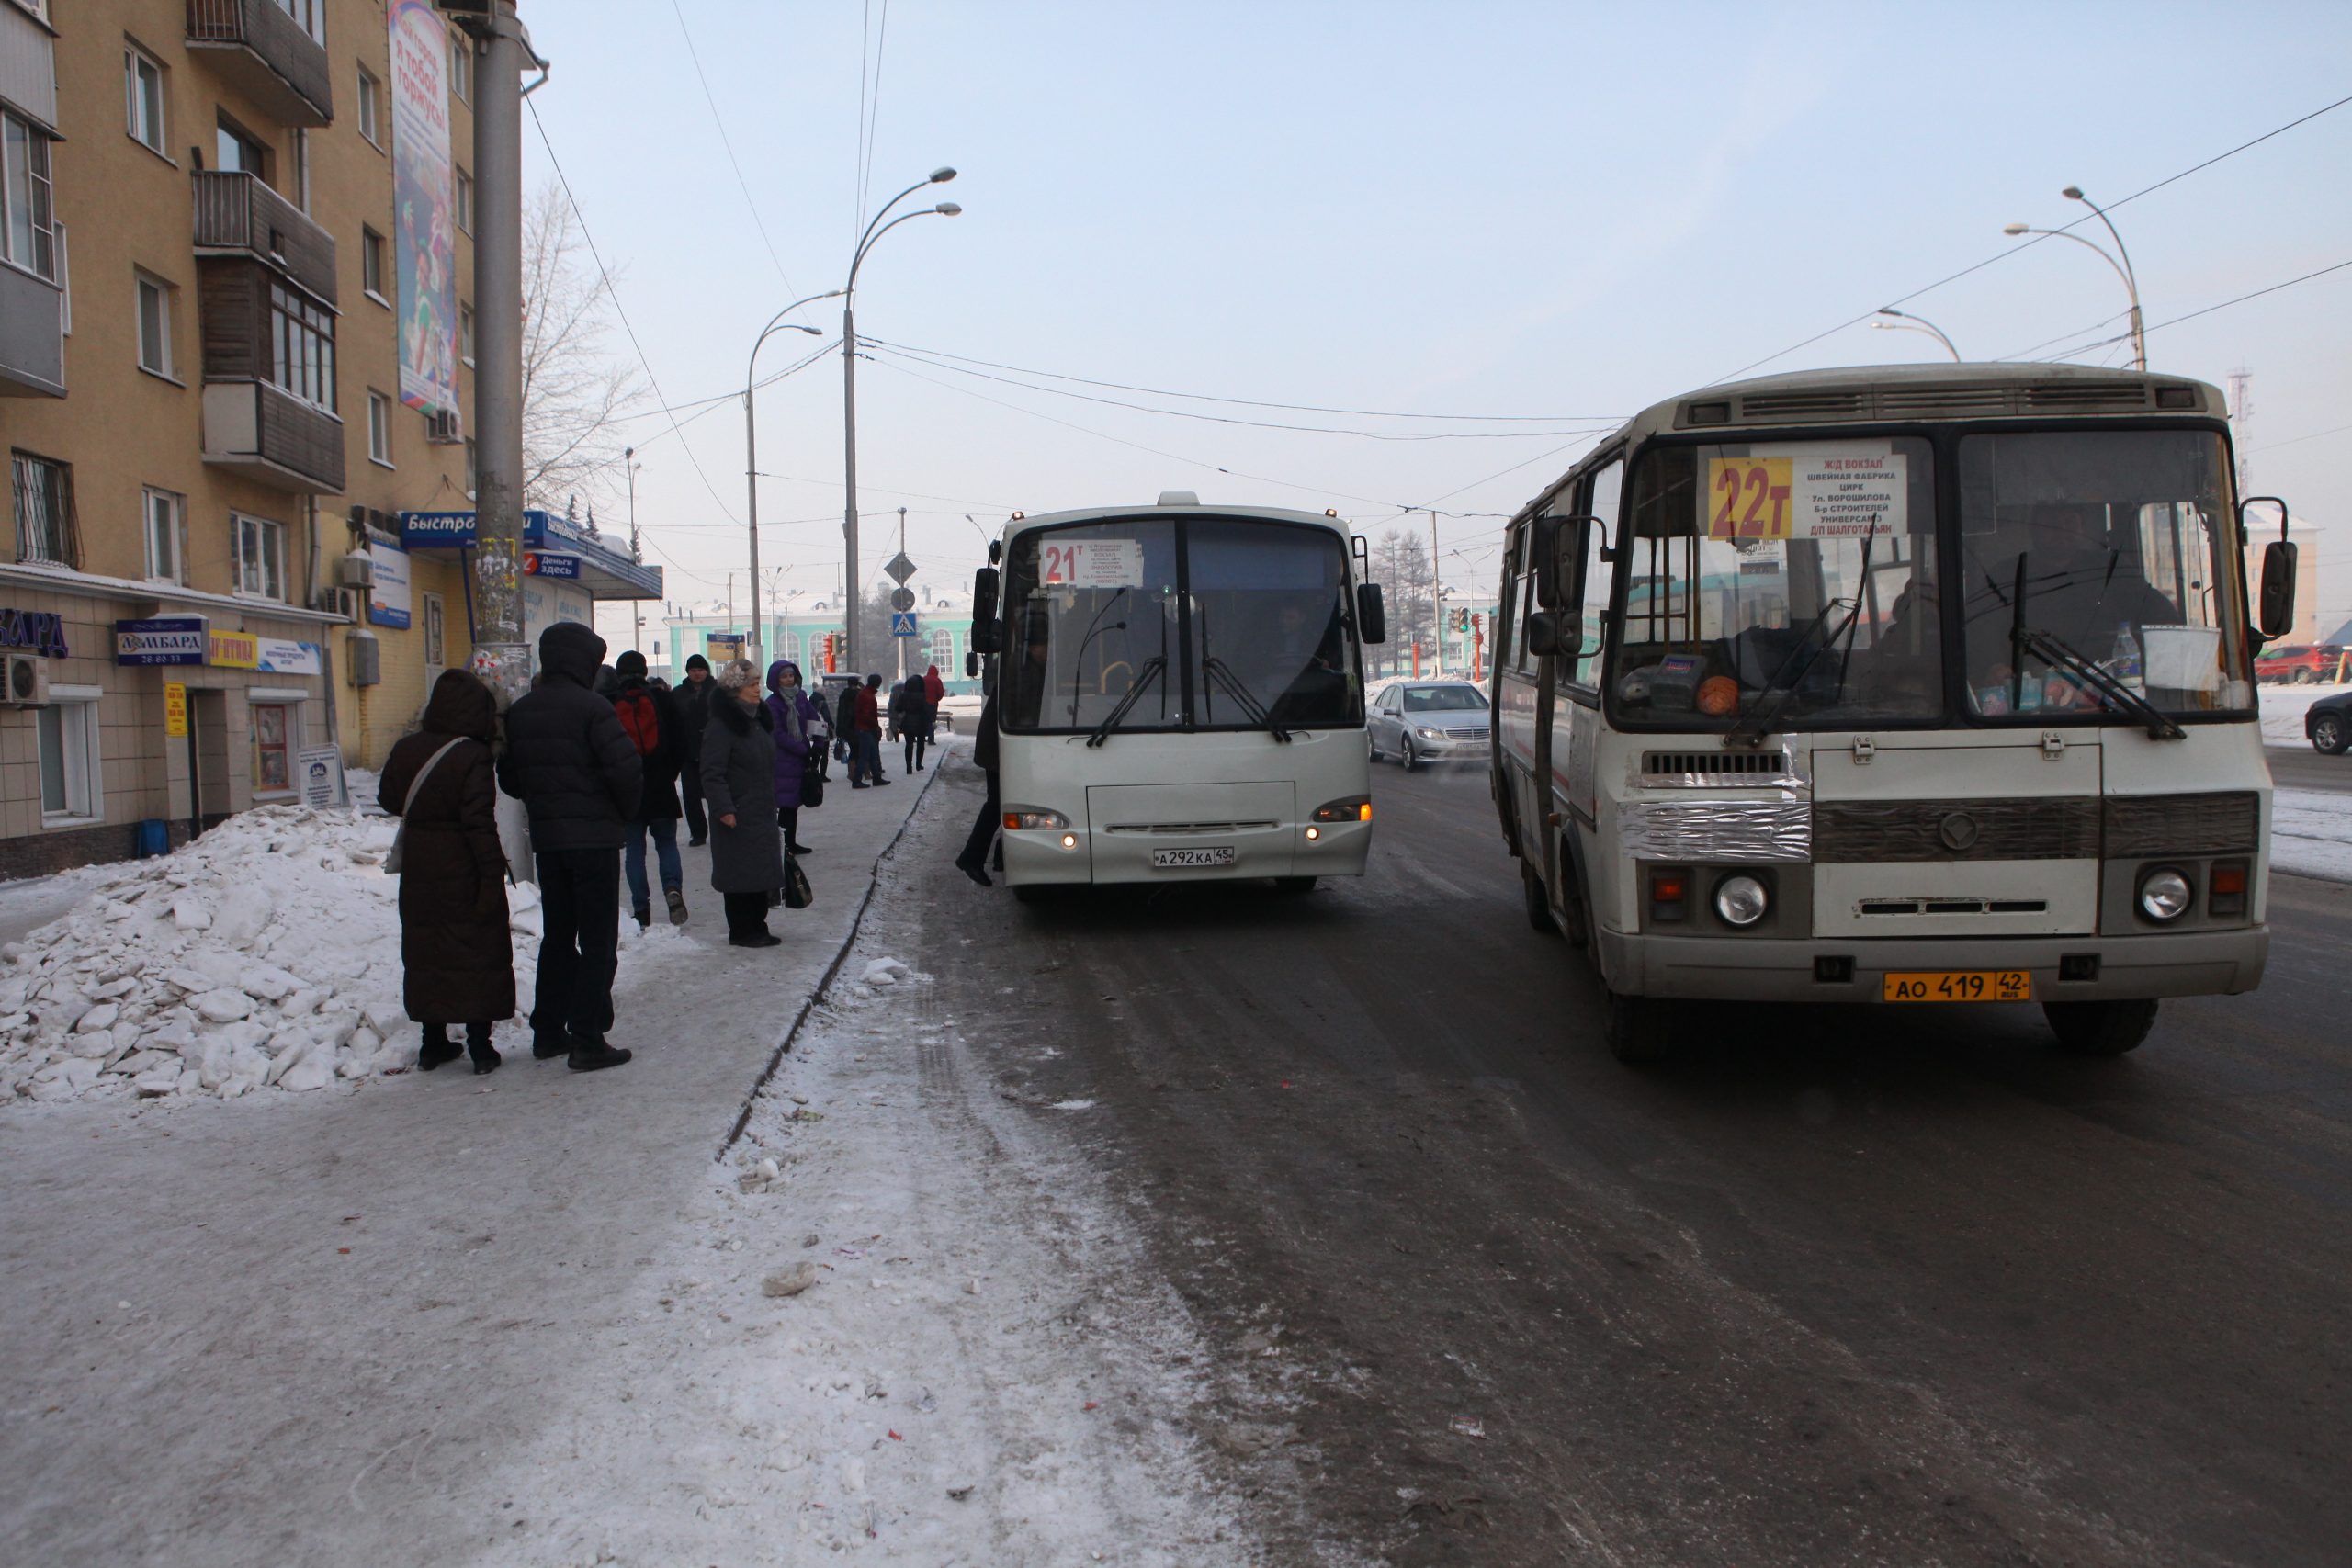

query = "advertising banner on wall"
[[370, 540, 413, 629], [388, 0, 458, 419]]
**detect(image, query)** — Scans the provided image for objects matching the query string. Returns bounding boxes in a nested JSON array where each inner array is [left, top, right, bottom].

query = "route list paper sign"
[[1707, 446, 1906, 540], [1038, 536, 1146, 588]]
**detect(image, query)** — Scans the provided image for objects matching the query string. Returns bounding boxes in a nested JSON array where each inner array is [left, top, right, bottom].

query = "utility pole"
[[842, 305, 860, 675], [459, 0, 535, 701], [626, 446, 642, 653], [897, 505, 909, 682], [1428, 509, 1442, 677]]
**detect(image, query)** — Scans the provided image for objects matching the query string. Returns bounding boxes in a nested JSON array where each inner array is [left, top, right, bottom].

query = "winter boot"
[[665, 886, 689, 926], [566, 1032, 633, 1072], [418, 1025, 462, 1073], [631, 902, 652, 931], [466, 1021, 502, 1077]]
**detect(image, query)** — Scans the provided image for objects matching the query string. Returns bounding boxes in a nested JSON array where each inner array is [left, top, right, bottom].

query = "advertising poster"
[[370, 540, 413, 629], [388, 0, 458, 418]]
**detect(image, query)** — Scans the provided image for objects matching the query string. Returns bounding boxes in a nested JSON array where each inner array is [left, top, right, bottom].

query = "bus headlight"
[[1002, 807, 1069, 832], [2137, 867, 2193, 922], [1713, 874, 1770, 928], [1311, 796, 1372, 824]]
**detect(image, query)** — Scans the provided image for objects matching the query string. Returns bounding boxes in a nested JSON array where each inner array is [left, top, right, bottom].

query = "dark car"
[[1367, 681, 1490, 770], [2307, 689, 2352, 755]]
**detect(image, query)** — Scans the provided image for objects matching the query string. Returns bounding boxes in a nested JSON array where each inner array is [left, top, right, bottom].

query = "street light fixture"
[[842, 165, 961, 674], [2003, 185, 2145, 369], [1871, 307, 1962, 360], [742, 289, 845, 667]]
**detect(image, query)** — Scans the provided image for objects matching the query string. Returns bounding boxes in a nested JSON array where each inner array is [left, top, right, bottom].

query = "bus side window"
[[1568, 460, 1623, 691], [1512, 562, 1543, 676], [1494, 525, 1524, 673]]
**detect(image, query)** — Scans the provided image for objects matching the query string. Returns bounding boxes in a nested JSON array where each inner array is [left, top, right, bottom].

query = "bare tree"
[[1372, 527, 1436, 676], [519, 181, 645, 513]]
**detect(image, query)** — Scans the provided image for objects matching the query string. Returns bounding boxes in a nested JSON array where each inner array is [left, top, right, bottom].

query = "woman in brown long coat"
[[379, 670, 515, 1073]]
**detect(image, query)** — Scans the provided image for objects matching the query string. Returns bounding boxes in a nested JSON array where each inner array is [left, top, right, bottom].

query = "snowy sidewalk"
[[0, 760, 954, 1564]]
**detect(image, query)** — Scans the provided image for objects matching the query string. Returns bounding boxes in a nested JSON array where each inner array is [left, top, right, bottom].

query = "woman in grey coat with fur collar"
[[698, 659, 786, 947]]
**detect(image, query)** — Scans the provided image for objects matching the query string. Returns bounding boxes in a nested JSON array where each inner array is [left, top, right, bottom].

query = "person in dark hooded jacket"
[[380, 670, 514, 1073], [495, 621, 639, 1071], [701, 659, 788, 945], [611, 649, 689, 930], [674, 652, 715, 843]]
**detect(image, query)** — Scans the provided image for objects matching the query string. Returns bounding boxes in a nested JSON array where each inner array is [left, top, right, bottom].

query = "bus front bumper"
[[1003, 818, 1372, 886], [1598, 926, 2269, 1002]]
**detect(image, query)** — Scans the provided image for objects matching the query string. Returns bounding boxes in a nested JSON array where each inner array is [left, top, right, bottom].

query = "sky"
[[514, 1, 2352, 649]]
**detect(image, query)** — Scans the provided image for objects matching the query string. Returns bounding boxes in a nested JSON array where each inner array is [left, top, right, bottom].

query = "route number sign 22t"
[[1707, 457, 1793, 540]]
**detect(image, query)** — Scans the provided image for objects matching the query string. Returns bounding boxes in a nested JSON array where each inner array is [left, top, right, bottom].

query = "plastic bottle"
[[2109, 621, 2143, 688]]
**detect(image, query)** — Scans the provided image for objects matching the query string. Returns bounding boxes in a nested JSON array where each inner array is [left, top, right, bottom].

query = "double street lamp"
[[2005, 185, 2146, 370], [742, 288, 844, 668], [1871, 307, 1962, 360], [842, 166, 960, 673]]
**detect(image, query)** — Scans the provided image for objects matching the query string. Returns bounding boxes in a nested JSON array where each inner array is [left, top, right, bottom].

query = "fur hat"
[[715, 658, 762, 692]]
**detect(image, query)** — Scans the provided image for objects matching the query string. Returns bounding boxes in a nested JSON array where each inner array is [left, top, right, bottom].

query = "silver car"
[[1367, 681, 1492, 770]]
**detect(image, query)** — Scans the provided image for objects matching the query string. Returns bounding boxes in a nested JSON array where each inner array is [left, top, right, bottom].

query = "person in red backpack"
[[611, 649, 689, 929]]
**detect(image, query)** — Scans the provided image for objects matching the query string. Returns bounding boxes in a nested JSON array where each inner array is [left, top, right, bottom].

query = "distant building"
[[659, 581, 978, 692]]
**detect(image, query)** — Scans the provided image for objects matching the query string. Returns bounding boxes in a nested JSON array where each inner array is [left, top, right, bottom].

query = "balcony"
[[192, 169, 336, 307], [0, 263, 64, 399], [202, 379, 345, 493], [184, 0, 331, 128]]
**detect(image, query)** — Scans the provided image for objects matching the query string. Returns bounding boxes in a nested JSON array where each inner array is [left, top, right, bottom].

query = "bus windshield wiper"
[[1724, 513, 1878, 750], [1084, 655, 1166, 748], [1202, 657, 1292, 741], [2012, 625, 2186, 740]]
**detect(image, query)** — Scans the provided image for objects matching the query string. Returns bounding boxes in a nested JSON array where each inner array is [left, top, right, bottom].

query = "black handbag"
[[782, 855, 812, 909], [800, 751, 825, 807]]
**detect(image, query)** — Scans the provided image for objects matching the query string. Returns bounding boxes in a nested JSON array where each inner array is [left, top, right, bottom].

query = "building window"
[[356, 67, 381, 147], [292, 127, 311, 212], [37, 696, 102, 822], [267, 283, 335, 412], [368, 389, 393, 466], [10, 451, 76, 567], [455, 167, 473, 235], [135, 271, 174, 378], [13, 2, 54, 26], [233, 513, 288, 600], [53, 220, 66, 333], [458, 302, 474, 366], [142, 486, 187, 583], [251, 701, 295, 795], [270, 0, 324, 47], [215, 116, 267, 179], [124, 45, 166, 153], [929, 628, 955, 671], [2, 109, 57, 281], [450, 31, 472, 104], [361, 226, 386, 300], [423, 592, 445, 668]]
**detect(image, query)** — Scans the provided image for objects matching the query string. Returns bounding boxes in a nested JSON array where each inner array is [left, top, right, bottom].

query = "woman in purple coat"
[[764, 660, 816, 857]]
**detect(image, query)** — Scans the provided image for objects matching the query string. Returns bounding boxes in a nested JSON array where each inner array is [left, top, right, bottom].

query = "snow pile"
[[0, 803, 548, 1105]]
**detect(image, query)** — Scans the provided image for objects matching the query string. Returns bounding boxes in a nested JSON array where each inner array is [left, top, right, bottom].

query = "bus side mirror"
[[2258, 541, 2299, 639], [1531, 516, 1563, 608], [1532, 514, 1597, 609], [969, 567, 1001, 654], [1356, 581, 1387, 644], [1524, 610, 1561, 657], [964, 650, 979, 680]]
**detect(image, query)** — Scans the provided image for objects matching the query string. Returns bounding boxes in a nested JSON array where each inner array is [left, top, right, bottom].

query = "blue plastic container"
[[134, 818, 171, 858]]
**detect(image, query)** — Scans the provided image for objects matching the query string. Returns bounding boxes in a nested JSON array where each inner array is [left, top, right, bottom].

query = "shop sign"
[[115, 615, 206, 665], [298, 745, 347, 808], [401, 510, 477, 547], [523, 551, 582, 580], [209, 631, 260, 670], [255, 639, 324, 677], [164, 682, 188, 739]]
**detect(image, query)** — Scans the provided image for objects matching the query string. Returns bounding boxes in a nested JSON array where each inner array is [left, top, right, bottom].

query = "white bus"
[[968, 494, 1385, 897], [1492, 365, 2299, 1063]]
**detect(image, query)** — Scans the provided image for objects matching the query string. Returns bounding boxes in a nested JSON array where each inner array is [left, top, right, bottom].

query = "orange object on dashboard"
[[1696, 675, 1740, 716]]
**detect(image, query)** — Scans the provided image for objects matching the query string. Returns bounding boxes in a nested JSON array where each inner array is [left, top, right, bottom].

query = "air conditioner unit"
[[4, 653, 51, 707], [315, 586, 363, 620], [336, 550, 376, 589], [424, 409, 464, 445]]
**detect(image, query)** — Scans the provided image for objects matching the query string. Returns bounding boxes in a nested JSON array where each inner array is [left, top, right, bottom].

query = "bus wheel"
[[1605, 990, 1674, 1066], [1402, 737, 1421, 773], [2043, 998, 2158, 1055], [1521, 864, 1556, 933], [1274, 876, 1317, 895]]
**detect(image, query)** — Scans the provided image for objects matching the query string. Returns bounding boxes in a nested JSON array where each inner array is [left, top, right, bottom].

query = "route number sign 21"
[[1706, 457, 1793, 540]]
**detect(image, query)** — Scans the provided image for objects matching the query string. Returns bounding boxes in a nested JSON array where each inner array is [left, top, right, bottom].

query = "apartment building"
[[0, 0, 492, 876]]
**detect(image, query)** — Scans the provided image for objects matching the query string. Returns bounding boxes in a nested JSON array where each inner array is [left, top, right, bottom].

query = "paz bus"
[[967, 492, 1385, 898], [1491, 364, 2298, 1063]]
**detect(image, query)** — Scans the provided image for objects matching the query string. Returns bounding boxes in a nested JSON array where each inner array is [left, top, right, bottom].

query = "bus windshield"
[[1615, 436, 1941, 729], [1001, 515, 1363, 733]]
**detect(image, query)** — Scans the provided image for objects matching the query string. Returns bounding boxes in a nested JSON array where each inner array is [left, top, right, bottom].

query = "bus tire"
[[1402, 736, 1421, 773], [2043, 998, 2158, 1055], [1605, 990, 1674, 1066], [1274, 876, 1317, 895], [1521, 863, 1555, 933]]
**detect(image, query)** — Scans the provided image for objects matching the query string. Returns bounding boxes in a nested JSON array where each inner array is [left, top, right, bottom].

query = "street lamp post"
[[743, 289, 844, 670], [2004, 186, 2145, 369], [842, 165, 960, 674], [625, 447, 643, 652], [1871, 307, 1962, 360]]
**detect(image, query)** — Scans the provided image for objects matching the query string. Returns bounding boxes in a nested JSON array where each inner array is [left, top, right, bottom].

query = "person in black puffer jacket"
[[673, 652, 716, 843], [496, 621, 640, 1072]]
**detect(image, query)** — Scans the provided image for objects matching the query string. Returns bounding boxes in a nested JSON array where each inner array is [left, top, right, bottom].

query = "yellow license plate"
[[1882, 970, 2032, 1003]]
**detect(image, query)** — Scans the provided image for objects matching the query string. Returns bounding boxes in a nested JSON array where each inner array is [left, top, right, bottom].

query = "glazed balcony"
[[184, 0, 332, 128], [0, 263, 64, 399]]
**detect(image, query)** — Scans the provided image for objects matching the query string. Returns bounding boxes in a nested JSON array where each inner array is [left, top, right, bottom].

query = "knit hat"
[[615, 649, 648, 678], [684, 653, 711, 673], [715, 658, 761, 692]]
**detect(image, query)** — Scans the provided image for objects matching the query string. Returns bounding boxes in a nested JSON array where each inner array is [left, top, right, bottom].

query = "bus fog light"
[[1003, 807, 1069, 832], [1305, 826, 1320, 841], [1059, 832, 1079, 850], [2137, 867, 2193, 922], [1713, 874, 1770, 928]]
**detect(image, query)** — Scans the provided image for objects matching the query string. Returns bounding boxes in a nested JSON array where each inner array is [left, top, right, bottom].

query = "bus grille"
[[1814, 797, 2099, 862], [1640, 748, 1803, 787], [2102, 792, 2259, 856]]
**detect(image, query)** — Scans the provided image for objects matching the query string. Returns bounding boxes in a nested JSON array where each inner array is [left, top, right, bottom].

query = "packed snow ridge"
[[0, 802, 554, 1105]]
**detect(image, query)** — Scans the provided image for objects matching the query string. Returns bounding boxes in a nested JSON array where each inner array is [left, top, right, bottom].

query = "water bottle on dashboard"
[[2109, 621, 2143, 689]]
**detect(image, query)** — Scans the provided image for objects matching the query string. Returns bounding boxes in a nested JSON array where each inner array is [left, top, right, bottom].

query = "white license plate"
[[1152, 846, 1236, 869]]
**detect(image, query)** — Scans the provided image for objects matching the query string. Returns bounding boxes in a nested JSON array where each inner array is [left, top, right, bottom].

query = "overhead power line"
[[669, 1, 805, 305]]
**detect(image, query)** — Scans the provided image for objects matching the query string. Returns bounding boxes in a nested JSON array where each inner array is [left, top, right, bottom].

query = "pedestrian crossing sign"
[[890, 612, 920, 637]]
